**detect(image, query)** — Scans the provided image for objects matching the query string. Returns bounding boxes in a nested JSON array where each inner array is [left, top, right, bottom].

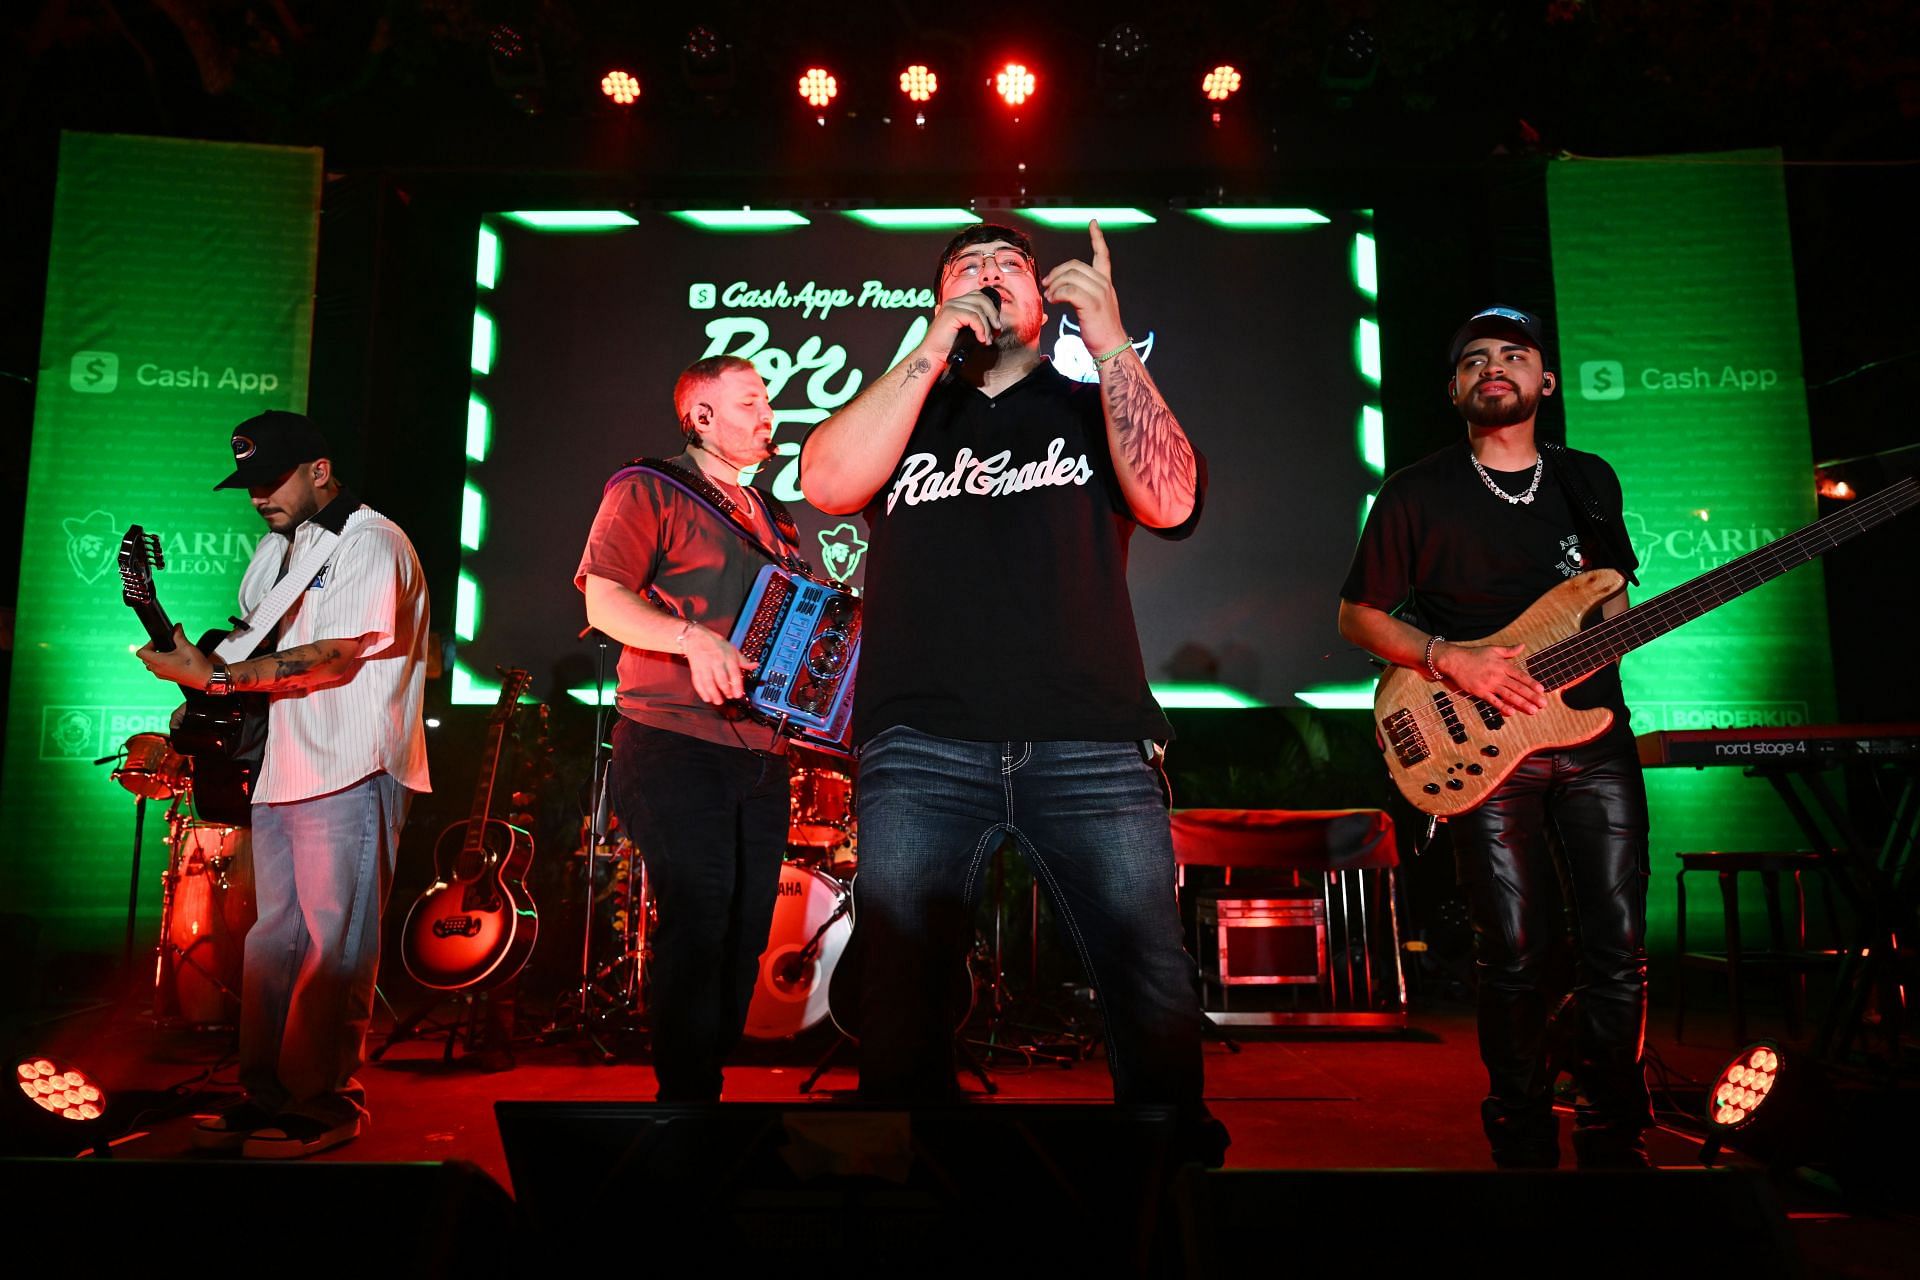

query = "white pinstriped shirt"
[[236, 499, 432, 804]]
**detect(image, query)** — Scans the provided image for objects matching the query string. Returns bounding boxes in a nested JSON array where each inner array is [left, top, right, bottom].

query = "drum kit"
[[741, 755, 858, 1040], [108, 732, 255, 1027]]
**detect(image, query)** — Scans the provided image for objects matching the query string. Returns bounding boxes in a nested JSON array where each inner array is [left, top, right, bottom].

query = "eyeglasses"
[[943, 250, 1032, 280]]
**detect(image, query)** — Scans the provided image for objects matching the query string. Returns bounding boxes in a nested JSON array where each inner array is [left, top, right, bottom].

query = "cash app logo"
[[1578, 359, 1626, 401], [70, 351, 119, 393]]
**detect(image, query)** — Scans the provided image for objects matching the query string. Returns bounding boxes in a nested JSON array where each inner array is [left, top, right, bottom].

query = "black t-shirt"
[[1340, 440, 1638, 718], [852, 362, 1205, 745]]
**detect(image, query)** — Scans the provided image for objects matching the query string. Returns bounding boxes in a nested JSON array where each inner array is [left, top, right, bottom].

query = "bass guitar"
[[1377, 476, 1919, 816], [401, 669, 540, 991], [117, 525, 266, 825]]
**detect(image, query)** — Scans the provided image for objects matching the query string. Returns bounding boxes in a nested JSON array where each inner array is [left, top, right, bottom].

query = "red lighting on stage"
[[600, 70, 640, 105], [995, 63, 1037, 108], [1708, 1042, 1781, 1132], [1203, 65, 1243, 101], [900, 64, 938, 102], [15, 1057, 106, 1122], [799, 67, 839, 109]]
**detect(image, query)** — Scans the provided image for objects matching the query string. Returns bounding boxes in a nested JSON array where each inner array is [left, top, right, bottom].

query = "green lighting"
[[1353, 232, 1377, 299], [1152, 683, 1264, 709], [568, 686, 620, 706], [844, 209, 982, 229], [1294, 682, 1378, 711], [455, 571, 481, 641], [1014, 207, 1157, 227], [466, 395, 491, 462], [669, 209, 811, 231], [450, 661, 500, 706], [1189, 209, 1331, 229], [1356, 317, 1381, 386], [501, 211, 639, 231], [476, 225, 499, 289], [460, 483, 486, 551], [470, 309, 495, 375], [1360, 491, 1376, 535], [1361, 405, 1386, 475]]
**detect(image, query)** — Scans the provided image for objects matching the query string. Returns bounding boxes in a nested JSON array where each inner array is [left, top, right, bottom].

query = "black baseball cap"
[[214, 411, 332, 490], [1447, 306, 1550, 369]]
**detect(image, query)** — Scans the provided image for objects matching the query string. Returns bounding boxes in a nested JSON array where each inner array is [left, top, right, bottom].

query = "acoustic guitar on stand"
[[1377, 476, 1918, 816], [401, 668, 540, 990]]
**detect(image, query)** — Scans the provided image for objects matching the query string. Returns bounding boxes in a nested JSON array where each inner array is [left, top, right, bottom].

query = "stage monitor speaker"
[[1176, 1167, 1799, 1277], [495, 1101, 1183, 1274], [0, 1157, 514, 1277]]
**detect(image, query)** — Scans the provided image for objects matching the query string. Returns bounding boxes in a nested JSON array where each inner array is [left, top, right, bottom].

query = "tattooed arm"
[[227, 636, 375, 692], [1096, 350, 1198, 528], [801, 289, 1001, 515]]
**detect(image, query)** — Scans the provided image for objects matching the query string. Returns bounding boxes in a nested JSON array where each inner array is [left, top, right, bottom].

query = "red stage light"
[[995, 62, 1037, 108], [1203, 65, 1243, 101], [15, 1057, 106, 1122], [600, 70, 640, 105], [900, 64, 938, 102], [799, 67, 838, 109]]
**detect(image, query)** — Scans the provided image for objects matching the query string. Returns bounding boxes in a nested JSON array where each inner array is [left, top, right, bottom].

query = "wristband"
[[1092, 340, 1133, 365], [204, 661, 233, 697], [674, 620, 695, 652], [1422, 635, 1446, 683]]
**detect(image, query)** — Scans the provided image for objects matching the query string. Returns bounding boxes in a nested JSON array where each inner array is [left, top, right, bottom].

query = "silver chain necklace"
[[1471, 452, 1544, 505]]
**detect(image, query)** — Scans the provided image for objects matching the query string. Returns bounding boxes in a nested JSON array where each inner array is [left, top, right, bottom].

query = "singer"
[[800, 222, 1225, 1163]]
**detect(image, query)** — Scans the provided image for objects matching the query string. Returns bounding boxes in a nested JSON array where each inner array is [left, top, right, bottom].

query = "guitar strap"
[[1544, 442, 1640, 587], [606, 456, 816, 581], [211, 506, 363, 663]]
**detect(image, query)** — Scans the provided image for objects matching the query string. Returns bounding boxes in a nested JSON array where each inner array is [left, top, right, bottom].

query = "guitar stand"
[[798, 1032, 997, 1097], [373, 991, 492, 1067]]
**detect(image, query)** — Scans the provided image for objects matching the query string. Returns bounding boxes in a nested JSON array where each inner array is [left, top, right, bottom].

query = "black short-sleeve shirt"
[[1340, 440, 1637, 717], [851, 362, 1205, 745]]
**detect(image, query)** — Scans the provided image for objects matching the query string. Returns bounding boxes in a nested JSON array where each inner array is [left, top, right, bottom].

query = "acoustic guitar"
[[1376, 476, 1918, 816], [400, 669, 540, 991]]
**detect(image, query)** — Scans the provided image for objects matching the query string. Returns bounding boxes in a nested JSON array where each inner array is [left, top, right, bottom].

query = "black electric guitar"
[[401, 669, 540, 991], [118, 525, 266, 825]]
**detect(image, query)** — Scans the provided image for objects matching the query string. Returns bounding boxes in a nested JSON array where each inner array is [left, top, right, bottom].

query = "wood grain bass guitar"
[[117, 525, 266, 825], [1377, 476, 1918, 816], [400, 669, 540, 991]]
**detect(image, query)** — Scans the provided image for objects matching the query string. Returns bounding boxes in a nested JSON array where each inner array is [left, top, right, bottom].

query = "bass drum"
[[742, 863, 851, 1041], [164, 822, 255, 1025]]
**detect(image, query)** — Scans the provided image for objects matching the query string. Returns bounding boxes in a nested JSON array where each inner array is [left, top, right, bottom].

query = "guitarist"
[[137, 410, 430, 1158], [575, 356, 794, 1102], [1337, 308, 1651, 1169]]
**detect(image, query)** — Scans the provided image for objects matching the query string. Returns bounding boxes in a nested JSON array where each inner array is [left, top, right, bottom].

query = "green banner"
[[1548, 149, 1836, 952], [2, 132, 321, 955]]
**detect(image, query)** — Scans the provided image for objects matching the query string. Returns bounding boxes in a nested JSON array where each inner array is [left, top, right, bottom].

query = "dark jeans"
[[609, 718, 789, 1101], [1448, 731, 1653, 1151], [852, 727, 1206, 1111]]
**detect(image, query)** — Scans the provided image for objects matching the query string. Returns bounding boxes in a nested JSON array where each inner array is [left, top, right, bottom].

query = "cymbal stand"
[[967, 847, 1096, 1068]]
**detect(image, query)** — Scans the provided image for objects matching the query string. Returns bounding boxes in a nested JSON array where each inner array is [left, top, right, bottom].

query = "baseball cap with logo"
[[1447, 306, 1552, 369], [215, 411, 333, 490]]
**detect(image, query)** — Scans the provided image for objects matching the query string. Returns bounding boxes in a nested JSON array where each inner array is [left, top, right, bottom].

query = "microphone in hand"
[[947, 285, 1002, 366]]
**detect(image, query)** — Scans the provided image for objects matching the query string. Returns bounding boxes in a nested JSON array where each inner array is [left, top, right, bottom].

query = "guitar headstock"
[[490, 668, 533, 722], [117, 525, 164, 605]]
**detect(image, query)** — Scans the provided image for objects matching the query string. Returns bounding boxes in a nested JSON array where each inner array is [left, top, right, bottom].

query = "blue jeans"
[[608, 718, 790, 1101], [853, 727, 1206, 1109], [242, 772, 410, 1124]]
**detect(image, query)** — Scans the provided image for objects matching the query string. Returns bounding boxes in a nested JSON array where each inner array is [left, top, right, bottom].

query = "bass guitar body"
[[401, 817, 539, 991], [1376, 570, 1621, 817]]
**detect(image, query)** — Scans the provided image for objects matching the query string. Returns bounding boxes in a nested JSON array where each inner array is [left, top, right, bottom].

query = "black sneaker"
[[191, 1100, 277, 1154]]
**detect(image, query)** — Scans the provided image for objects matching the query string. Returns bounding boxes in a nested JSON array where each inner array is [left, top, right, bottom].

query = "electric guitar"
[[118, 525, 266, 825], [1377, 476, 1919, 816], [401, 669, 540, 991]]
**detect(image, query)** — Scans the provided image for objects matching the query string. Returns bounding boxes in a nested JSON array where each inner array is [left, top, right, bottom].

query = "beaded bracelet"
[[1092, 340, 1133, 365]]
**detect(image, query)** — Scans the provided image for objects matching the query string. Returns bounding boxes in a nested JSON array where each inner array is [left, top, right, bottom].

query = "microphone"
[[946, 285, 1002, 366]]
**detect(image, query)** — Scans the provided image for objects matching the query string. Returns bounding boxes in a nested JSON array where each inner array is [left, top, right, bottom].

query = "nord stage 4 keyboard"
[[1637, 723, 1920, 768]]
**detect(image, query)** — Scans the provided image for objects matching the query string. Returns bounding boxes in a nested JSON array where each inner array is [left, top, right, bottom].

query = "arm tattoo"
[[1103, 356, 1197, 510], [232, 642, 346, 690], [901, 356, 932, 383]]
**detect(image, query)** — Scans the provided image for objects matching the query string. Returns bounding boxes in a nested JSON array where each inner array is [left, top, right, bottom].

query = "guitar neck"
[[1530, 476, 1918, 690], [461, 724, 510, 852]]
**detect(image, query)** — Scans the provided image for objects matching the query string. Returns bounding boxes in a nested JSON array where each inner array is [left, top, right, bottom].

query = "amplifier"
[[1198, 895, 1328, 988]]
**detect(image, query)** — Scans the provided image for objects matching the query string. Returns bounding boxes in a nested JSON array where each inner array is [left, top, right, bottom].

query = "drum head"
[[743, 864, 852, 1041], [113, 731, 187, 800]]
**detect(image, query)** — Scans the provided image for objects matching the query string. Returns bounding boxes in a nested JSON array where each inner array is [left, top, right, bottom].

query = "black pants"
[[1448, 731, 1652, 1148], [608, 718, 790, 1101]]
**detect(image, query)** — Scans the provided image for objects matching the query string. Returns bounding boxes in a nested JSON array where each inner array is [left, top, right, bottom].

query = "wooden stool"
[[1673, 850, 1842, 1044]]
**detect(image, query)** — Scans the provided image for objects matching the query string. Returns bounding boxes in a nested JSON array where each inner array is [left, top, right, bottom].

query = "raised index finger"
[[1088, 219, 1110, 277]]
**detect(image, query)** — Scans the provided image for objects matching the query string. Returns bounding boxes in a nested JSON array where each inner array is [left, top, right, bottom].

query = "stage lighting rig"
[[798, 67, 838, 124], [680, 24, 735, 101], [8, 1054, 113, 1155], [994, 62, 1037, 109], [600, 70, 641, 106], [1203, 65, 1243, 102], [900, 64, 938, 103]]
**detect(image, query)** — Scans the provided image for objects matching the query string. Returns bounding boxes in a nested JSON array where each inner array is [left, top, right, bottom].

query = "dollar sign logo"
[[1579, 359, 1625, 401], [69, 351, 118, 392], [1590, 365, 1612, 394], [83, 356, 106, 385]]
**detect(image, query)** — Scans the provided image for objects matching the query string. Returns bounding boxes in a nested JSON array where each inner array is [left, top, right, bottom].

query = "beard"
[[1459, 381, 1539, 427]]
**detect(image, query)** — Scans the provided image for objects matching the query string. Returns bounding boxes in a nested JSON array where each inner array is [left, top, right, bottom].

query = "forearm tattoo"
[[232, 642, 348, 690], [901, 355, 933, 382], [1103, 356, 1197, 510]]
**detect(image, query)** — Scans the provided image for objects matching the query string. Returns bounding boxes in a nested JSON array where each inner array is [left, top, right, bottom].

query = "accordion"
[[727, 565, 861, 756]]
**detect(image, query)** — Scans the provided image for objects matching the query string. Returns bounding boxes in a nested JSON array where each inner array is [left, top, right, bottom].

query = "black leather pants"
[[1449, 731, 1653, 1148]]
